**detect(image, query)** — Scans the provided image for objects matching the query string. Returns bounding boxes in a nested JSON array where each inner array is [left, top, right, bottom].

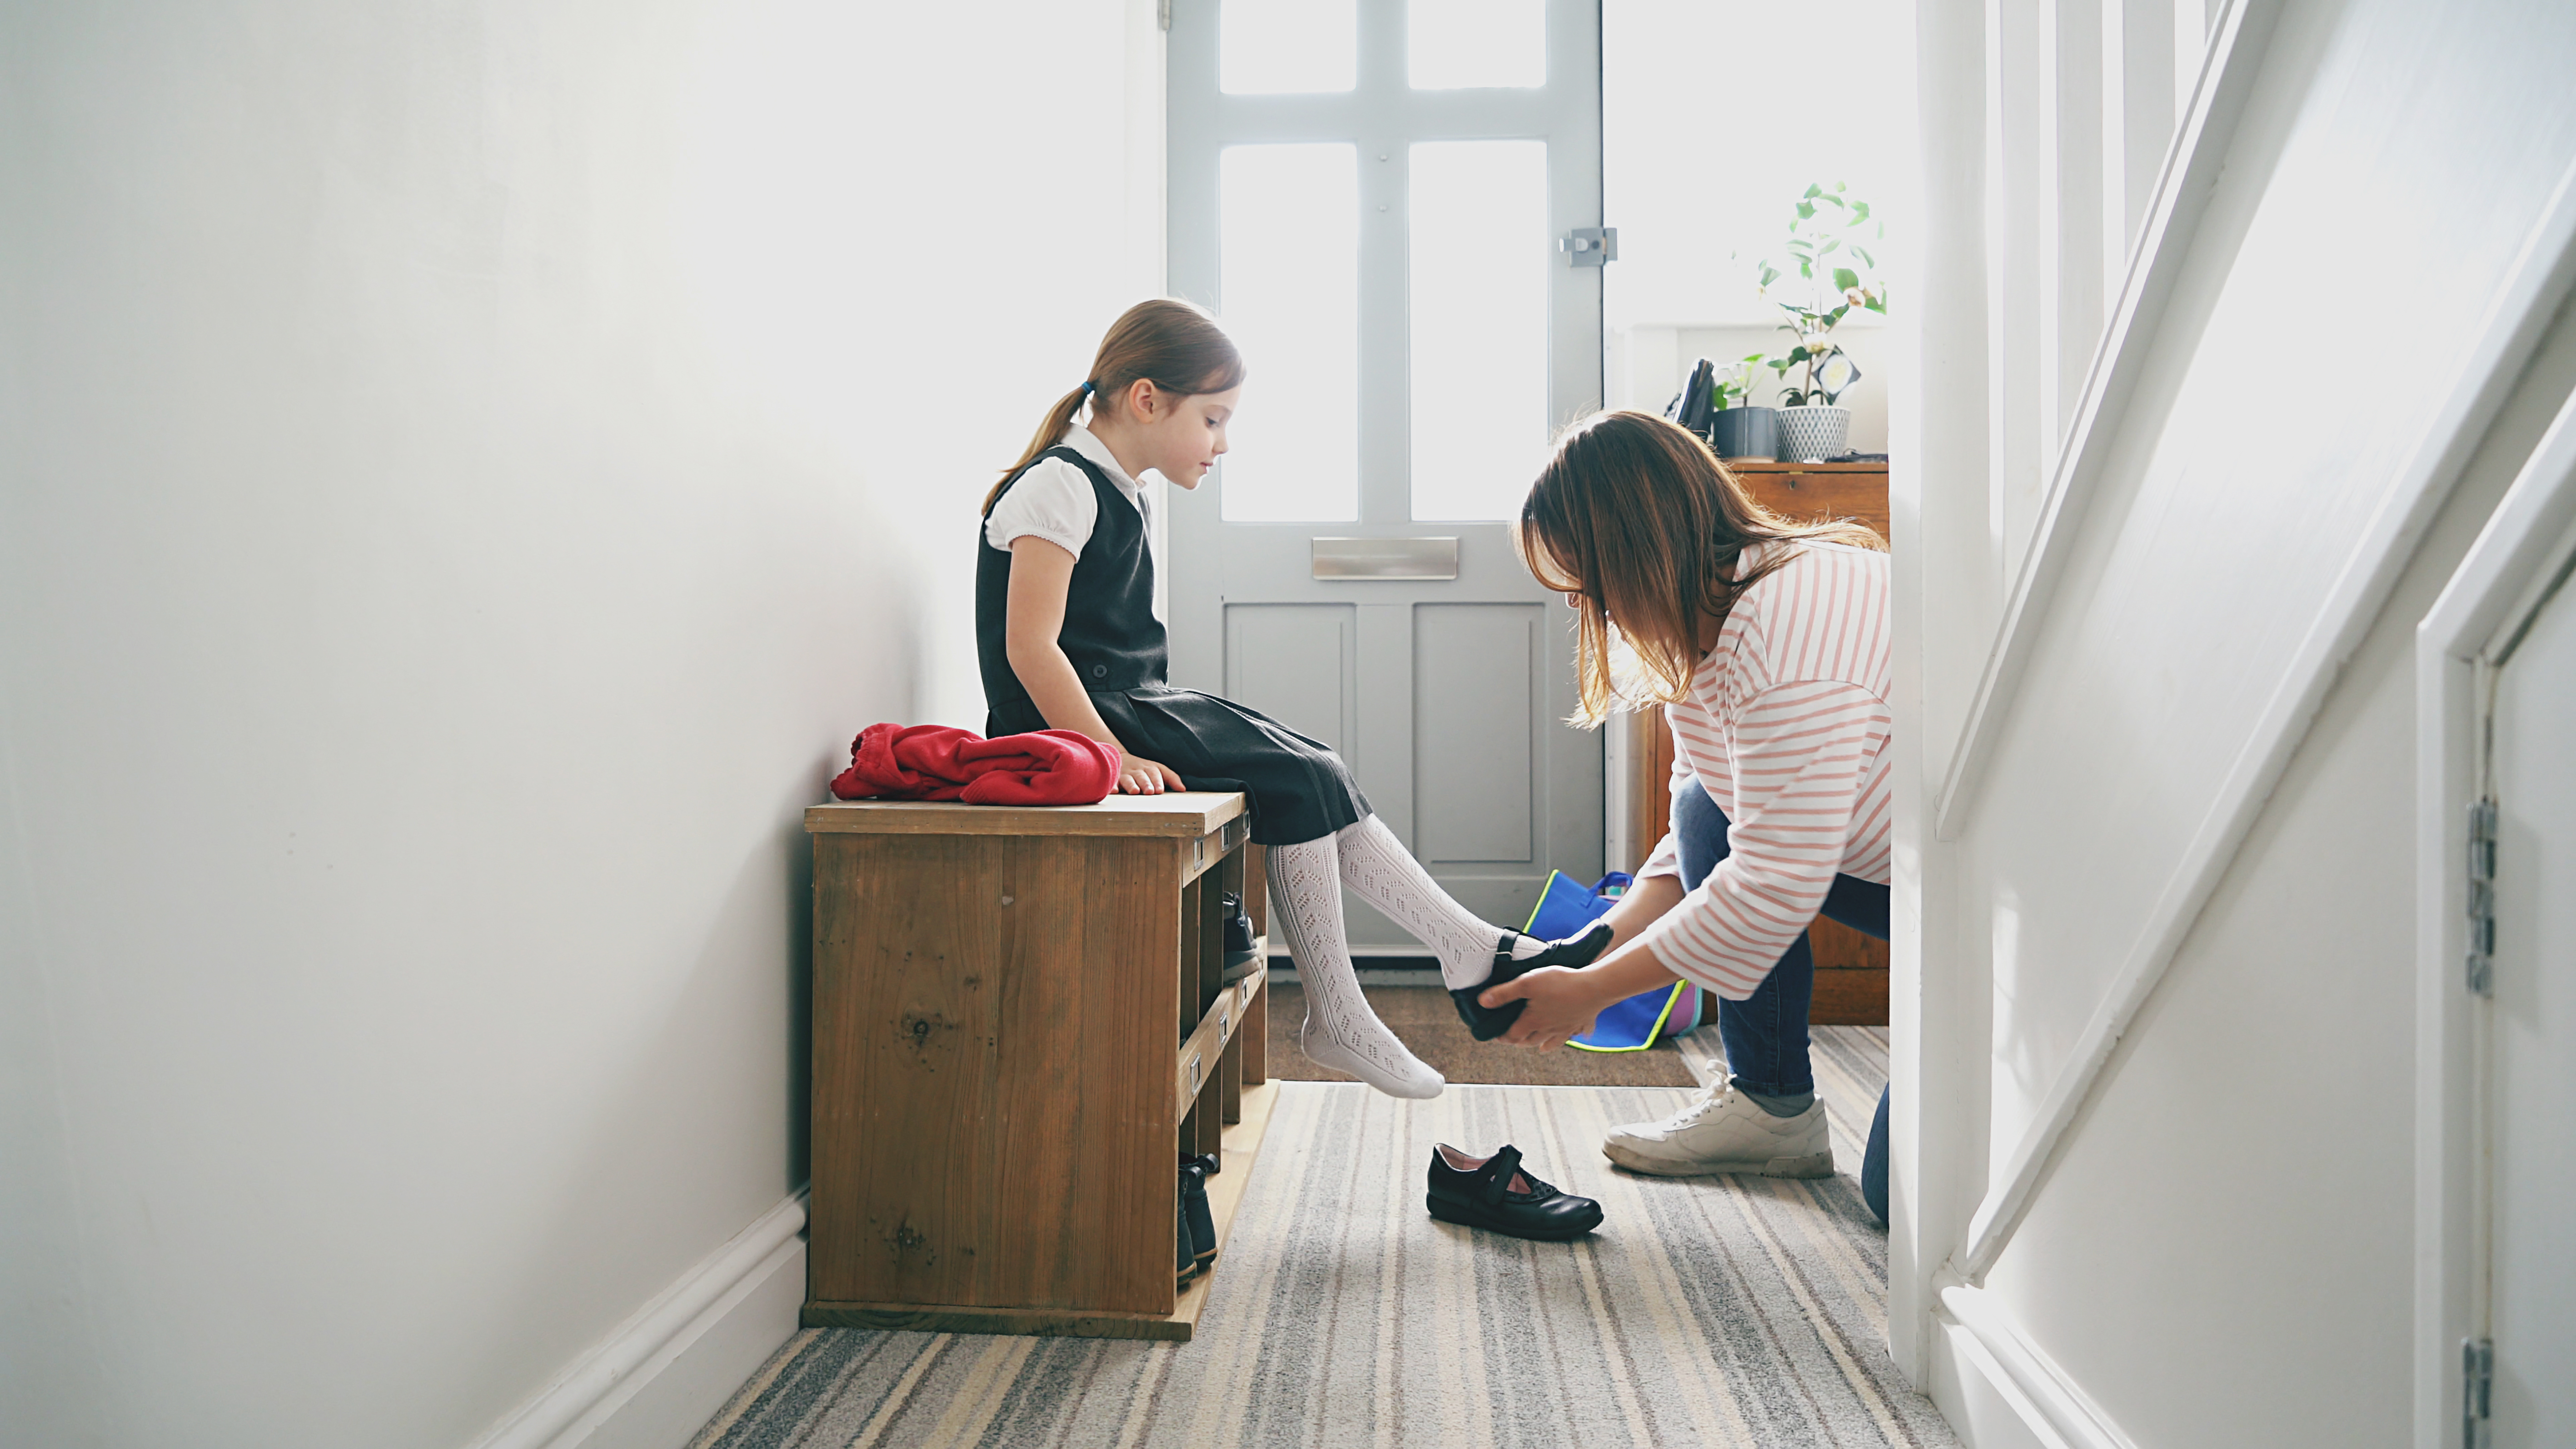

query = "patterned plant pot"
[[1776, 405, 1851, 463], [1704, 406, 1778, 462]]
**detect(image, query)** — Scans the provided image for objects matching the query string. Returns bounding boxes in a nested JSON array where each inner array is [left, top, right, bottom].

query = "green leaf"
[[1852, 246, 1875, 268], [1757, 262, 1779, 288], [1818, 239, 1840, 256], [1832, 266, 1860, 291], [1864, 296, 1887, 314], [1803, 183, 1824, 199], [1795, 200, 1816, 220], [1851, 201, 1871, 223]]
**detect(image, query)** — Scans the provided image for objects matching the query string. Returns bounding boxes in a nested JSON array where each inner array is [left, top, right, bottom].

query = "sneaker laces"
[[1665, 1079, 1737, 1128]]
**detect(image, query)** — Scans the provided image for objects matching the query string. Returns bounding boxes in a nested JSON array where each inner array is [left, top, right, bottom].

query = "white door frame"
[[2412, 383, 2576, 1449]]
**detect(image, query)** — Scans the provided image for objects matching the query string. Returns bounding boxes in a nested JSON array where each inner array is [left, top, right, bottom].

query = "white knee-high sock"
[[1267, 836, 1443, 1100], [1335, 814, 1547, 990]]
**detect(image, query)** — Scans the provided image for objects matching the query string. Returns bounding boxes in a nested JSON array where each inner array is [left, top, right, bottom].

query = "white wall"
[[1899, 0, 2576, 1442], [0, 4, 1158, 1446], [1604, 0, 1915, 447]]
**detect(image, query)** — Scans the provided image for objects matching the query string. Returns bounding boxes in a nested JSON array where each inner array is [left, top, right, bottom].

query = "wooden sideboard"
[[1626, 461, 1891, 1025], [801, 791, 1270, 1341]]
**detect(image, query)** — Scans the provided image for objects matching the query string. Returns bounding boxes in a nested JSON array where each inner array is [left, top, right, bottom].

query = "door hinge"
[[1560, 226, 1618, 267], [2466, 798, 2497, 996], [1158, 0, 1171, 31], [2463, 1337, 2493, 1448]]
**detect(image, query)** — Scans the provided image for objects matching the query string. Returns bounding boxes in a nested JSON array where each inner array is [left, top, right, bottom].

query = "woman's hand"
[[1479, 966, 1621, 1051], [1480, 933, 1687, 1051], [1117, 751, 1186, 795]]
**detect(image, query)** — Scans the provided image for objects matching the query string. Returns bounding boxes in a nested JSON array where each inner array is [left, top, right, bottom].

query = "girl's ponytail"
[[987, 383, 1094, 513], [987, 299, 1246, 513]]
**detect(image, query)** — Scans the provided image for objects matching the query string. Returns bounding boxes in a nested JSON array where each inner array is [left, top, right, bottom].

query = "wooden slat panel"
[[809, 833, 1178, 1315], [1241, 965, 1268, 1085], [804, 1082, 1282, 1343], [807, 791, 1246, 838]]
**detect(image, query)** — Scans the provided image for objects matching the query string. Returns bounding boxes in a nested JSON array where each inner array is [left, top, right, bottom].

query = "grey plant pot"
[[1777, 405, 1851, 463], [1705, 406, 1778, 462]]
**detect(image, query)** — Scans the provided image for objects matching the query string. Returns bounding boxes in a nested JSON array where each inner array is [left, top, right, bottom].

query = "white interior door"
[[2482, 561, 2576, 1446], [1166, 0, 1605, 949]]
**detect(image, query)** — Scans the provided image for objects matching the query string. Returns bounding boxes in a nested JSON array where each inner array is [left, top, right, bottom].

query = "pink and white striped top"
[[1633, 540, 1893, 999]]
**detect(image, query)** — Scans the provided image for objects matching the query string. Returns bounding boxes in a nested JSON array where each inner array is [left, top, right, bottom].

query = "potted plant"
[[1757, 182, 1886, 462], [1703, 353, 1777, 460], [1672, 353, 1778, 461]]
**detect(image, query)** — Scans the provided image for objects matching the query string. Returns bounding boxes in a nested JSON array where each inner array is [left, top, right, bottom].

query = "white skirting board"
[[464, 1193, 808, 1449], [1928, 1283, 2137, 1449]]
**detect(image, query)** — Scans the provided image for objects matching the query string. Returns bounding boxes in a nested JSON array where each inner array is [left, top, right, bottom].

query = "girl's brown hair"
[[1515, 409, 1885, 725], [987, 298, 1248, 512]]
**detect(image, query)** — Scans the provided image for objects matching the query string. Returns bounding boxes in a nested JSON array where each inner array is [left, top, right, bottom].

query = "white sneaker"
[[1602, 1080, 1835, 1178]]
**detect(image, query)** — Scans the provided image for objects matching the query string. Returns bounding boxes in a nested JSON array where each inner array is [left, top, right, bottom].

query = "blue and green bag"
[[1519, 870, 1704, 1052]]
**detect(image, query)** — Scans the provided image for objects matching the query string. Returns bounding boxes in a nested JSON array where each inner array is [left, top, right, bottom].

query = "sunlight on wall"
[[1605, 0, 1915, 330], [668, 0, 1156, 727], [1604, 0, 1916, 424]]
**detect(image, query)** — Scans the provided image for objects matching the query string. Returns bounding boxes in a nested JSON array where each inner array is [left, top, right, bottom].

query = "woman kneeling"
[[1483, 410, 1895, 1219]]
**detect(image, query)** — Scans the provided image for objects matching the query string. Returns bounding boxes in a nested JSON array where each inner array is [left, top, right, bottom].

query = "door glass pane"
[[1410, 140, 1549, 522], [1222, 0, 1355, 94], [1409, 0, 1546, 90], [1221, 144, 1360, 523]]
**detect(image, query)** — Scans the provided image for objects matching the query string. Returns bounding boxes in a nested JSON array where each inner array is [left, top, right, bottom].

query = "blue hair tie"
[[1079, 380, 1096, 398]]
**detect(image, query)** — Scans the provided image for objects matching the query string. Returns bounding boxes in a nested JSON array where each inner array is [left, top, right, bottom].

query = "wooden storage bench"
[[801, 791, 1274, 1341]]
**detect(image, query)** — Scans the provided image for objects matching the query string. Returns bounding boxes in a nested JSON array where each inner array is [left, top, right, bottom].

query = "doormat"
[[1266, 983, 1697, 1088]]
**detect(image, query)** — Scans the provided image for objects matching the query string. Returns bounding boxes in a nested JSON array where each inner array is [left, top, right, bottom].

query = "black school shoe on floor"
[[1425, 1143, 1604, 1241], [1449, 922, 1617, 1041]]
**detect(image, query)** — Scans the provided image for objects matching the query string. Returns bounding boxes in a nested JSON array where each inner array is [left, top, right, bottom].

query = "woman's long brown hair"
[[1515, 410, 1885, 725], [986, 298, 1248, 512]]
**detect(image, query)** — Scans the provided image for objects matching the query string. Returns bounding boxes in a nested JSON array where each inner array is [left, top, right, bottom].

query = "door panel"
[[1221, 603, 1358, 755], [1168, 0, 1605, 950], [2488, 567, 2576, 1447], [1413, 604, 1538, 864]]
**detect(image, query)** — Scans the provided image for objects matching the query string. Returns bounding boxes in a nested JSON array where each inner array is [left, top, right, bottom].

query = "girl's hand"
[[1480, 966, 1618, 1051], [1117, 752, 1186, 795]]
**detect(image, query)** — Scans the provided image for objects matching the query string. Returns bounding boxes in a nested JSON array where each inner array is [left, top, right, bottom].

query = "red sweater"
[[829, 723, 1121, 807]]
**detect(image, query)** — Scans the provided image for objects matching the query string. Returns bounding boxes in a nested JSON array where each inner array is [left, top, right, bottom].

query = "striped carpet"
[[692, 1027, 1950, 1449]]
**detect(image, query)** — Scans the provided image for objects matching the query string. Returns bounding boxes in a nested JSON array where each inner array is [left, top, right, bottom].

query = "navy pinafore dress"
[[976, 445, 1370, 846]]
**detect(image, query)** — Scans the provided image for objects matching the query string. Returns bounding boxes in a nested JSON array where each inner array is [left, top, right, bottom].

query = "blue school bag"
[[1519, 871, 1704, 1052]]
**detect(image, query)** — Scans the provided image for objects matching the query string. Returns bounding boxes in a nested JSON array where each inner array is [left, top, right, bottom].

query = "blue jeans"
[[1673, 784, 1893, 1221]]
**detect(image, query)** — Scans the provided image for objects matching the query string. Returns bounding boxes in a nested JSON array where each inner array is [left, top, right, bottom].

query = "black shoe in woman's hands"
[[1449, 922, 1615, 1041], [1425, 1143, 1603, 1240]]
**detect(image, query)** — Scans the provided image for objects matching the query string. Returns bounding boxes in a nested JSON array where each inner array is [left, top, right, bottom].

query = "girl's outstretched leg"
[[1267, 836, 1444, 1100], [1334, 815, 1554, 989]]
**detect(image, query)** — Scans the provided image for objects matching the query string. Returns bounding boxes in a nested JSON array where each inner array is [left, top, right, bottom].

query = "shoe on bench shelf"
[[1600, 1078, 1834, 1179], [1179, 1158, 1218, 1278], [1448, 923, 1616, 1041], [1219, 891, 1260, 986], [1425, 1143, 1603, 1241]]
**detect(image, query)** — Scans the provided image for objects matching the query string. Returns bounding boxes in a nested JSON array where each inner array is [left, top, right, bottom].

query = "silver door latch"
[[1560, 227, 1618, 266]]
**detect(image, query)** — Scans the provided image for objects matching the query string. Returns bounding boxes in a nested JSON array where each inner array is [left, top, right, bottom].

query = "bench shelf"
[[800, 791, 1273, 1341]]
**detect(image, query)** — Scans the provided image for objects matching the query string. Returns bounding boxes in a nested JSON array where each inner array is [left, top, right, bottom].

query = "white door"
[[2482, 561, 2576, 1445], [1165, 0, 1606, 949]]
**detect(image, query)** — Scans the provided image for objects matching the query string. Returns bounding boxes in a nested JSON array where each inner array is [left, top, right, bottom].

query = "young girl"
[[1481, 410, 1896, 1214], [976, 299, 1609, 1099]]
